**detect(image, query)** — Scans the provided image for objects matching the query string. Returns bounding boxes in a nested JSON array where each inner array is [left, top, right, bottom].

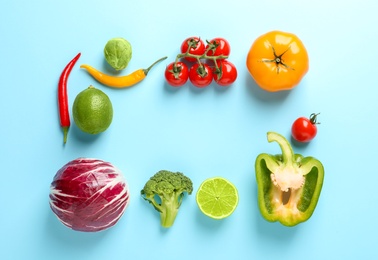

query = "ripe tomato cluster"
[[165, 37, 238, 88]]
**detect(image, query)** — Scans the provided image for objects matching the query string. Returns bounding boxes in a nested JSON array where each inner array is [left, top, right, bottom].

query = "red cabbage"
[[49, 158, 130, 232]]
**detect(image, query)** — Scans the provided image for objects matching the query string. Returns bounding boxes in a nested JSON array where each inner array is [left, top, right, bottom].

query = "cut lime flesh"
[[196, 177, 239, 219]]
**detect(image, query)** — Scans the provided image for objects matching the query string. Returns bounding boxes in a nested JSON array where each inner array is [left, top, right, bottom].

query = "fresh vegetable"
[[141, 170, 193, 228], [181, 37, 205, 62], [165, 36, 237, 87], [81, 56, 167, 88], [246, 30, 309, 92], [292, 113, 320, 142], [164, 61, 189, 87], [213, 60, 238, 86], [104, 37, 132, 71], [189, 63, 213, 88], [255, 132, 324, 227], [58, 52, 81, 144], [49, 158, 130, 232], [196, 177, 238, 220], [206, 38, 231, 58], [72, 86, 113, 135]]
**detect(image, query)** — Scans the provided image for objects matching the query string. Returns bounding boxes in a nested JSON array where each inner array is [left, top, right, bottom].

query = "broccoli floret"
[[141, 170, 193, 228]]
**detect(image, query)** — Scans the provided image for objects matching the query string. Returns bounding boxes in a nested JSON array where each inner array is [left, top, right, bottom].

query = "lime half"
[[196, 177, 239, 219]]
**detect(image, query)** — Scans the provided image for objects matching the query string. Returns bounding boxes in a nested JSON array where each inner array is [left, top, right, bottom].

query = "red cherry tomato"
[[181, 37, 206, 62], [206, 38, 231, 58], [165, 62, 189, 87], [291, 113, 320, 142], [189, 63, 213, 88], [213, 60, 237, 86]]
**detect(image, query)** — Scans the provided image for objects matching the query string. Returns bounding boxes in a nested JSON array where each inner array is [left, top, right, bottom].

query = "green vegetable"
[[104, 37, 132, 71], [141, 170, 193, 228], [255, 132, 324, 227]]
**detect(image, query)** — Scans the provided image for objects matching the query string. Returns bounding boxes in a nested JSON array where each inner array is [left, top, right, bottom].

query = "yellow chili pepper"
[[80, 56, 167, 88]]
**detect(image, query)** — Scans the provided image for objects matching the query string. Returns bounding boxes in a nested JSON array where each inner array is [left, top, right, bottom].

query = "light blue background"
[[1, 0, 377, 259]]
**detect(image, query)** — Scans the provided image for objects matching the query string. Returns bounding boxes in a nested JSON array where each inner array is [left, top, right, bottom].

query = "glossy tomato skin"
[[291, 117, 317, 142], [213, 60, 237, 86], [246, 30, 309, 92], [165, 62, 189, 87], [189, 63, 213, 88], [181, 37, 206, 62], [206, 38, 231, 58]]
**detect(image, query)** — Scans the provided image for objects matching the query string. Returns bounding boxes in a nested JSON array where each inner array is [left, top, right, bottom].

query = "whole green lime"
[[72, 86, 113, 135], [104, 37, 132, 71]]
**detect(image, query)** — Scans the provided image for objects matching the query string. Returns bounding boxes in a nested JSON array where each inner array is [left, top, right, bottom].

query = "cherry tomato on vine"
[[165, 62, 189, 87], [206, 38, 231, 58], [291, 113, 320, 142], [246, 30, 309, 92], [189, 63, 213, 88], [181, 37, 206, 62], [213, 60, 237, 86]]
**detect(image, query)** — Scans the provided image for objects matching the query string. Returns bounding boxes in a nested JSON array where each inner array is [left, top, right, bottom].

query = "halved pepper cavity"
[[255, 132, 324, 227]]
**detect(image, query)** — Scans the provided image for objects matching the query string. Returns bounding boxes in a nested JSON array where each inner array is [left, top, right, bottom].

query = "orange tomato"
[[246, 30, 309, 92]]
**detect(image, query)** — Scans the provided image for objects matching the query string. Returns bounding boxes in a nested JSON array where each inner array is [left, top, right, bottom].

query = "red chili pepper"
[[58, 52, 81, 144]]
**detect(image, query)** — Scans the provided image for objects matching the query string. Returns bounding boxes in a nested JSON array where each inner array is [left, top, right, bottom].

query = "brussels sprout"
[[104, 37, 132, 71]]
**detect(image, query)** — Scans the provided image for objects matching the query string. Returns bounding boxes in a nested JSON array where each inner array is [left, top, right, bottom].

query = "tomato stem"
[[309, 113, 320, 124], [205, 39, 220, 55], [261, 45, 295, 74], [196, 63, 208, 77], [167, 62, 184, 79]]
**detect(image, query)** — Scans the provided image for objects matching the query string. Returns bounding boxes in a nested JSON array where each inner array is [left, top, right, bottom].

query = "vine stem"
[[176, 52, 228, 61]]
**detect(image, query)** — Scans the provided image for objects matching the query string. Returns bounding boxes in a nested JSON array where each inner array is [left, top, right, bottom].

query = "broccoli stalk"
[[157, 192, 182, 228], [141, 170, 193, 228]]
